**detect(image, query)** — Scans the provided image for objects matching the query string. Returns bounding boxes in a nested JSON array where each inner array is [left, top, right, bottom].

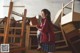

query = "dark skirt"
[[41, 43, 55, 52]]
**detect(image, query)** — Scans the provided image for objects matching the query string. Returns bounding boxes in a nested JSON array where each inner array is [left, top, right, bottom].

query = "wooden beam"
[[8, 34, 20, 37], [3, 6, 25, 7], [12, 11, 23, 17], [4, 1, 13, 43], [59, 25, 68, 48], [0, 33, 4, 36], [10, 47, 26, 53], [62, 0, 74, 13], [20, 9, 27, 46], [72, 0, 74, 15], [65, 7, 71, 9], [10, 27, 21, 29], [63, 0, 73, 8], [61, 3, 64, 18], [26, 25, 30, 51]]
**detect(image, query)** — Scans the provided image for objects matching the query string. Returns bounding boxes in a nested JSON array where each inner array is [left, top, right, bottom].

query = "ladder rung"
[[30, 34, 36, 36], [10, 43, 20, 48], [30, 25, 37, 27], [31, 45, 37, 47], [0, 29, 4, 30], [9, 34, 20, 37], [56, 45, 68, 49], [0, 27, 4, 28], [0, 34, 21, 37], [10, 27, 22, 29], [72, 39, 80, 44], [55, 40, 65, 43], [10, 47, 26, 52], [10, 43, 20, 45], [0, 33, 4, 36], [10, 45, 20, 49], [30, 31, 37, 33], [54, 31, 61, 34]]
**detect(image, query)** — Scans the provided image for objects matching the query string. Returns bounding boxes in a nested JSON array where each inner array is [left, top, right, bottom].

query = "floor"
[[26, 50, 72, 53]]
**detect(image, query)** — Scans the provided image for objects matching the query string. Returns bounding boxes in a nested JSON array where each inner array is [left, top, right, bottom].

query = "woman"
[[37, 9, 55, 53]]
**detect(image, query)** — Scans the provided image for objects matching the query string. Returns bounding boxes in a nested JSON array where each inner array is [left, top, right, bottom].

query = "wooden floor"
[[26, 50, 72, 53], [55, 51, 72, 53], [0, 50, 72, 53]]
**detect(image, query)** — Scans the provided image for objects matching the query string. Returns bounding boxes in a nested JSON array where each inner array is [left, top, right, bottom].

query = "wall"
[[1, 0, 80, 21]]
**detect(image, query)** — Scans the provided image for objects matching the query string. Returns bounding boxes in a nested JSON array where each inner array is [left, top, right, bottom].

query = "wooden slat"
[[0, 33, 4, 36], [10, 43, 20, 46], [10, 27, 21, 29], [0, 29, 4, 30], [22, 50, 72, 53], [0, 27, 4, 28], [58, 3, 68, 49], [72, 0, 74, 13], [9, 34, 20, 37], [4, 1, 13, 43], [55, 51, 72, 53], [30, 25, 37, 27], [10, 47, 26, 52], [56, 45, 68, 49], [30, 31, 37, 33], [10, 43, 21, 49], [59, 25, 68, 48], [31, 45, 37, 47], [0, 34, 20, 37], [65, 7, 71, 9], [61, 0, 74, 19], [10, 46, 20, 49], [30, 34, 37, 36], [3, 6, 25, 7], [55, 40, 65, 43], [26, 25, 30, 50], [12, 11, 23, 17], [54, 31, 61, 34], [63, 0, 73, 8], [72, 39, 80, 44], [20, 9, 27, 46]]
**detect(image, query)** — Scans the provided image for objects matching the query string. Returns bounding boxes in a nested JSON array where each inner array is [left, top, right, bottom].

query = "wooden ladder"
[[0, 0, 26, 53], [26, 24, 68, 51], [64, 30, 80, 53]]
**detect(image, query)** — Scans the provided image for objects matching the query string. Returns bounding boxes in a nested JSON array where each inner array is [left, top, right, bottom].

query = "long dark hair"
[[41, 9, 51, 22]]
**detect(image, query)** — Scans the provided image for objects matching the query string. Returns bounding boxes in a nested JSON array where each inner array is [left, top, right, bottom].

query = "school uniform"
[[37, 18, 55, 52]]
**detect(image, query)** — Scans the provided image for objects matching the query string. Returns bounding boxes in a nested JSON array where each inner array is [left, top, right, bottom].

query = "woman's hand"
[[39, 29, 42, 31]]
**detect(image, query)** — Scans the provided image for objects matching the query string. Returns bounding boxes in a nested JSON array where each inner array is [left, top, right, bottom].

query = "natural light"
[[0, 0, 4, 18]]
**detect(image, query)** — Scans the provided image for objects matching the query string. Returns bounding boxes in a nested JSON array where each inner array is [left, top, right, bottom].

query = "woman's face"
[[41, 11, 46, 19]]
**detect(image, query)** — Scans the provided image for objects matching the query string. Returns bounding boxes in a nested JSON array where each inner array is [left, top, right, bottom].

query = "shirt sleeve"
[[41, 19, 48, 33]]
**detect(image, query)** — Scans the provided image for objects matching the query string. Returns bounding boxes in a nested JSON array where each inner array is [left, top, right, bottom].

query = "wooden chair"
[[0, 0, 26, 53], [61, 0, 80, 53]]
